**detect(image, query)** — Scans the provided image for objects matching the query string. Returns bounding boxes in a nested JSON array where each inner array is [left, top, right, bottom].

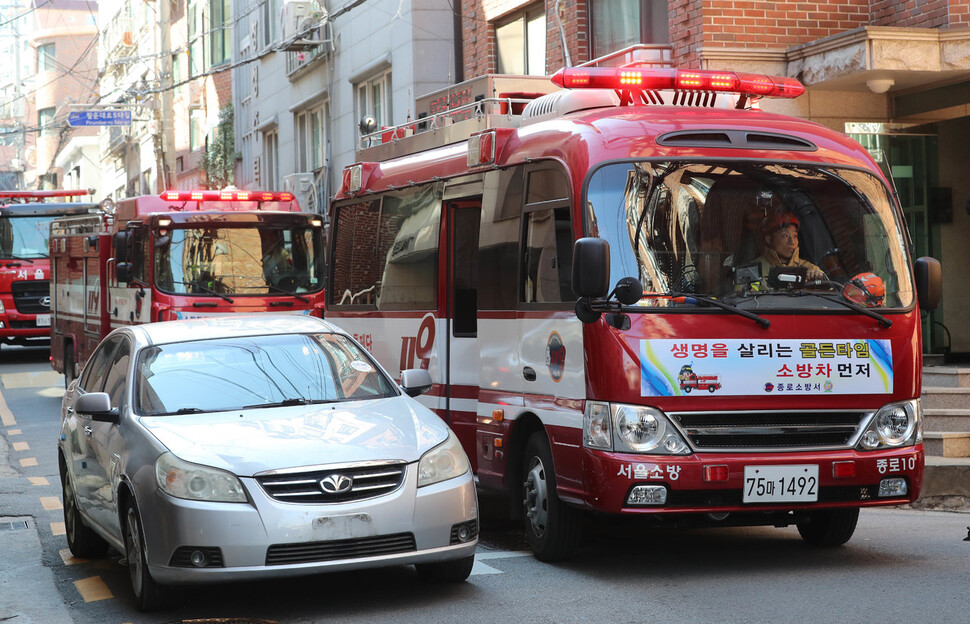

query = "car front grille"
[[265, 532, 416, 565], [12, 280, 50, 314], [670, 411, 868, 451], [255, 461, 407, 504]]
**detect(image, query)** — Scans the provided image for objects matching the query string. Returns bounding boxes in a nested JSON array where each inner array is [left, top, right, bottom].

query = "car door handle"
[[83, 425, 93, 437], [523, 366, 536, 382]]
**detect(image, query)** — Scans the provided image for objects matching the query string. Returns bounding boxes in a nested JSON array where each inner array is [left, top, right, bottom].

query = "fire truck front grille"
[[671, 411, 867, 451], [11, 280, 50, 314]]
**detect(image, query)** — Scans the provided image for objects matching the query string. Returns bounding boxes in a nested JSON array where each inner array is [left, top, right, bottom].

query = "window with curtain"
[[495, 4, 546, 76], [589, 0, 668, 59], [355, 70, 392, 130]]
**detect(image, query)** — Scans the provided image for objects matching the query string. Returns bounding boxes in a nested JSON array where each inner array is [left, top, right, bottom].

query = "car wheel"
[[796, 508, 859, 547], [522, 431, 582, 562], [123, 498, 168, 611], [415, 554, 475, 583], [59, 461, 108, 558], [64, 343, 76, 390]]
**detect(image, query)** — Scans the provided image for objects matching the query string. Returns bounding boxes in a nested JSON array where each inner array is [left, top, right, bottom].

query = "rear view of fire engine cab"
[[50, 190, 326, 384], [0, 190, 99, 351]]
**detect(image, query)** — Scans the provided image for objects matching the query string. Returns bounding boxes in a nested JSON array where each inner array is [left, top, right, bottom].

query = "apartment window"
[[355, 70, 392, 131], [37, 43, 55, 72], [260, 0, 280, 47], [210, 0, 231, 66], [38, 107, 55, 135], [172, 54, 183, 96], [188, 1, 204, 76], [589, 0, 668, 59], [495, 5, 546, 76], [263, 130, 279, 190], [295, 104, 326, 173], [190, 109, 205, 151]]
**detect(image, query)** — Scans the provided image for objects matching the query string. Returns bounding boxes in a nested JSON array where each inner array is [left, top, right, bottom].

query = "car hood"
[[139, 396, 449, 476]]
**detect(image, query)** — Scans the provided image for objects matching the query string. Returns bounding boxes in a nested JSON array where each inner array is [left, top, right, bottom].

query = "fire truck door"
[[447, 201, 481, 464]]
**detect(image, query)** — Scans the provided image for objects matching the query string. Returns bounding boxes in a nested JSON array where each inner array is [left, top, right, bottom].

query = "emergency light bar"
[[550, 67, 805, 99], [160, 190, 295, 202]]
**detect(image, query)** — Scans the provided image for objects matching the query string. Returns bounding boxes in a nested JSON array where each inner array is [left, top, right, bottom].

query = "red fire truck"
[[327, 64, 942, 561], [50, 190, 326, 384], [0, 190, 100, 350]]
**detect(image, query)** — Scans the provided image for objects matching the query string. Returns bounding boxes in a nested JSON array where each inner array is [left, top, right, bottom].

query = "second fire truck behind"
[[50, 190, 326, 383]]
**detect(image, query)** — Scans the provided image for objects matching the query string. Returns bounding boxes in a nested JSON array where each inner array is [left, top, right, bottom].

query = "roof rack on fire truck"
[[0, 189, 95, 205]]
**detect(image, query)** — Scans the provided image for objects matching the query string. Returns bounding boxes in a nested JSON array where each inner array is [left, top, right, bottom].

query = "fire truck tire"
[[709, 386, 717, 393], [795, 508, 859, 547], [683, 386, 692, 393], [64, 344, 77, 389], [59, 458, 108, 559], [522, 432, 583, 562]]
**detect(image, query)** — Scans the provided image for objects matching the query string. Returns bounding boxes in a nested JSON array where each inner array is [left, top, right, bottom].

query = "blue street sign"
[[68, 110, 132, 127]]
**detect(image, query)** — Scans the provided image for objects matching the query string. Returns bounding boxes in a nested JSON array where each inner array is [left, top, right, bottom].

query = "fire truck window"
[[526, 168, 569, 203], [102, 339, 132, 408], [478, 169, 521, 310], [129, 228, 148, 283], [331, 199, 382, 306], [79, 337, 121, 393], [452, 206, 480, 337], [374, 186, 441, 311], [522, 207, 574, 304]]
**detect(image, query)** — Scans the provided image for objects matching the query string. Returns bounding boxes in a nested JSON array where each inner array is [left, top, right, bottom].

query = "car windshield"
[[0, 215, 54, 258], [585, 161, 915, 310], [154, 225, 323, 296], [135, 333, 397, 416]]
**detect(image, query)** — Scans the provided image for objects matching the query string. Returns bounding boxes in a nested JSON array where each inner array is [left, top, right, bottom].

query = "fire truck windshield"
[[584, 161, 914, 311], [0, 215, 55, 260], [153, 225, 323, 296]]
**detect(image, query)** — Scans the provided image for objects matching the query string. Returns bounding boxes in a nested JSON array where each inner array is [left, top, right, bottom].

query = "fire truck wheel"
[[64, 344, 77, 389], [522, 432, 583, 562], [795, 508, 859, 547], [59, 458, 108, 558], [683, 386, 692, 393], [708, 385, 717, 393]]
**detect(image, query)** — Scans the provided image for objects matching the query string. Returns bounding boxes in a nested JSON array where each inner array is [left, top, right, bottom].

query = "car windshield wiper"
[[241, 397, 333, 409], [172, 280, 234, 303], [642, 291, 771, 328]]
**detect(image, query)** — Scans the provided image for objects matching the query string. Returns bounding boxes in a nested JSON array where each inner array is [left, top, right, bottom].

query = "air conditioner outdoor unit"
[[281, 0, 313, 40], [283, 172, 316, 211]]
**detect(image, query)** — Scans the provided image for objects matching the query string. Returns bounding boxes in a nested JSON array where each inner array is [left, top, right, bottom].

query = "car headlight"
[[155, 452, 247, 502], [856, 399, 921, 450], [418, 430, 470, 487], [583, 401, 691, 455]]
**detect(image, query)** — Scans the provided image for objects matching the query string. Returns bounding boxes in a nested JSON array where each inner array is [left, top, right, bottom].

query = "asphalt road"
[[2, 345, 969, 624]]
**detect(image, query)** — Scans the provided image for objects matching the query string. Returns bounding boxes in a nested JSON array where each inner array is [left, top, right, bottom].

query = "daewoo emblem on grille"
[[320, 474, 353, 494]]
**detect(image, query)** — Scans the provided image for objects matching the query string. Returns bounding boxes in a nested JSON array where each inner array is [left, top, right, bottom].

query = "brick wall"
[[871, 0, 948, 27]]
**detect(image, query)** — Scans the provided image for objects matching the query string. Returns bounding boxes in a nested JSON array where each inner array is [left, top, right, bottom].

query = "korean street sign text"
[[68, 110, 132, 127]]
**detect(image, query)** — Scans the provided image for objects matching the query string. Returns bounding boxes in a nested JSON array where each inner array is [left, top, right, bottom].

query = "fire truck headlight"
[[612, 404, 691, 455], [0, 300, 5, 314], [856, 399, 921, 450], [583, 402, 612, 450]]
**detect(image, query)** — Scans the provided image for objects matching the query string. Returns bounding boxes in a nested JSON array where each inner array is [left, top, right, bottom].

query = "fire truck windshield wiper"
[[0, 254, 35, 263], [265, 284, 310, 303], [791, 289, 892, 328], [172, 280, 234, 303], [645, 292, 771, 328]]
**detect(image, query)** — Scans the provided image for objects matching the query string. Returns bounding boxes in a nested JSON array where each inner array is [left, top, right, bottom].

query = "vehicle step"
[[923, 432, 970, 458], [921, 366, 970, 388], [922, 408, 970, 433], [919, 387, 970, 410]]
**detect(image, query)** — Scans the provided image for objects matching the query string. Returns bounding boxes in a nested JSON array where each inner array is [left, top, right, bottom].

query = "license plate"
[[35, 314, 50, 327], [743, 464, 818, 503]]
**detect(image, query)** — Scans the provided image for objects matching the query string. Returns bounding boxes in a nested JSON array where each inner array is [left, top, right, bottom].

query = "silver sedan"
[[57, 315, 478, 611]]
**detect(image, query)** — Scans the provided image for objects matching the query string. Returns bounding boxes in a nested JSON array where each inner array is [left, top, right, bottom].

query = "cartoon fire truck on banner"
[[327, 48, 942, 562], [0, 190, 99, 349], [678, 364, 721, 393], [49, 190, 326, 383]]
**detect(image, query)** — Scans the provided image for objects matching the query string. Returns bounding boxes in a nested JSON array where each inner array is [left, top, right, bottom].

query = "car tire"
[[64, 343, 76, 390], [59, 461, 108, 558], [522, 431, 582, 562], [796, 508, 859, 547], [415, 554, 475, 583], [123, 497, 168, 611]]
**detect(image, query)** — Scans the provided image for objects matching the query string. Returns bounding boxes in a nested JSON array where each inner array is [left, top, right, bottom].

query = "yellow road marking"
[[1, 371, 63, 388], [59, 548, 87, 566], [19, 457, 37, 467], [7, 428, 21, 435], [40, 496, 62, 511], [12, 441, 28, 451], [28, 476, 49, 486], [50, 521, 65, 536], [0, 388, 14, 427], [74, 576, 113, 602]]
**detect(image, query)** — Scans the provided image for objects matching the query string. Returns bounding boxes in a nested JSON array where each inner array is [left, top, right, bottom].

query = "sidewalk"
[[908, 456, 970, 511]]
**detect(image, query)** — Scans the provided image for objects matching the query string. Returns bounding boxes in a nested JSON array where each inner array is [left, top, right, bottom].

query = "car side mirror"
[[400, 369, 433, 397], [113, 231, 129, 263], [915, 256, 942, 311], [75, 392, 119, 423], [116, 262, 133, 283], [572, 238, 610, 298]]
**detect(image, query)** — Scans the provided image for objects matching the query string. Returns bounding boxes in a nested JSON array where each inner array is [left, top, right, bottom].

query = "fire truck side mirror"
[[915, 256, 942, 311], [116, 262, 133, 284], [572, 237, 610, 298], [113, 231, 130, 263]]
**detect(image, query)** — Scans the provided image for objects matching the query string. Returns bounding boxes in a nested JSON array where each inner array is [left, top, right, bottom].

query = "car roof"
[[123, 314, 344, 347]]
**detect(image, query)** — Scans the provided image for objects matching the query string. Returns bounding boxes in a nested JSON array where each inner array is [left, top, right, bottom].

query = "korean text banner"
[[640, 339, 892, 396]]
